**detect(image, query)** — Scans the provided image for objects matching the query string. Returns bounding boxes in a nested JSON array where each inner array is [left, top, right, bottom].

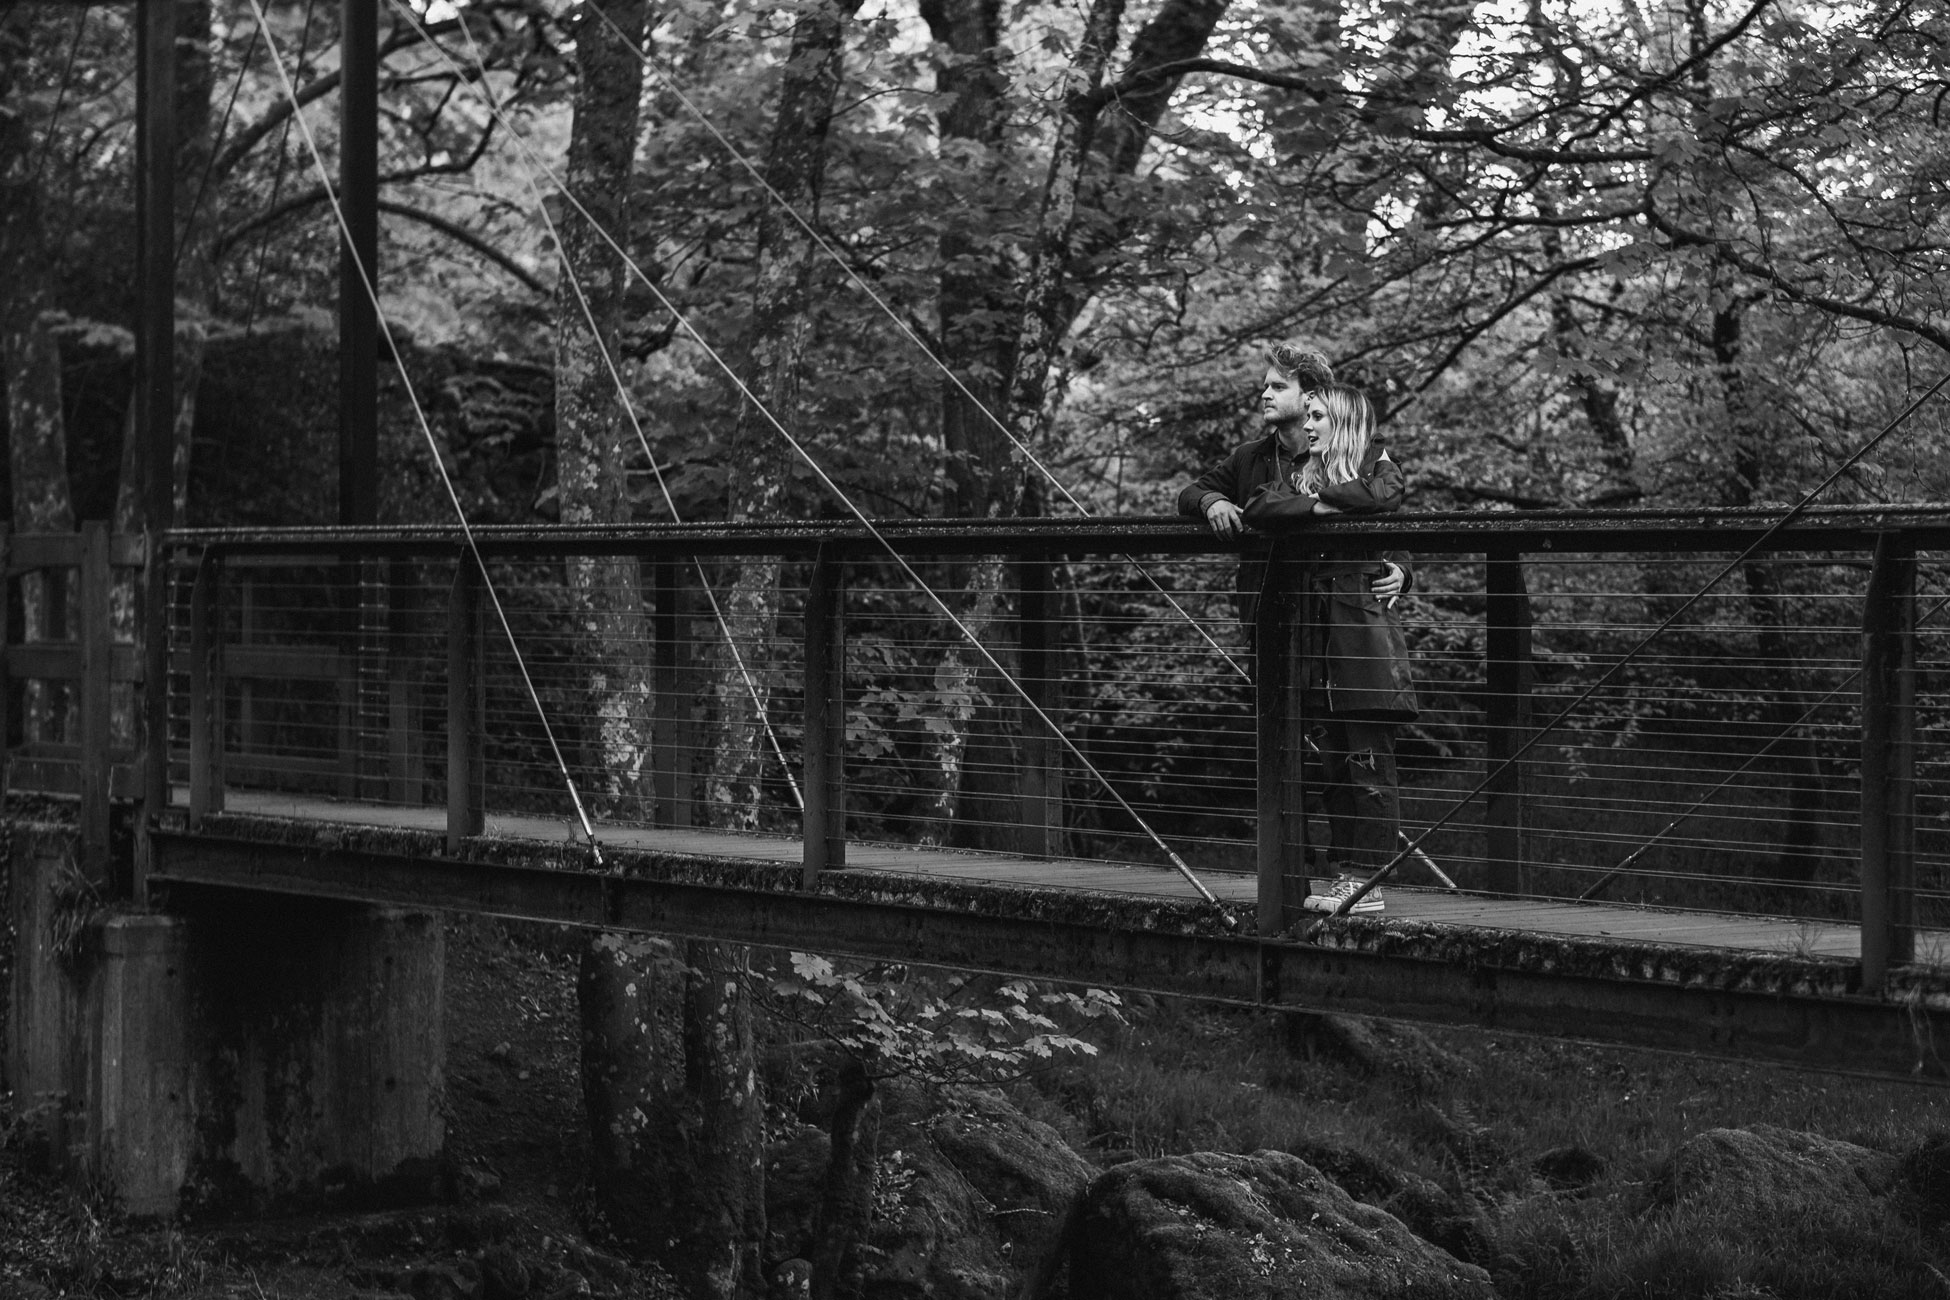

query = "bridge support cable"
[[1575, 586, 1948, 904], [576, 11, 1950, 921], [538, 7, 1471, 887], [581, 2, 1253, 682], [1300, 370, 1950, 936], [239, 0, 605, 861], [384, 1, 1230, 914], [450, 20, 804, 816]]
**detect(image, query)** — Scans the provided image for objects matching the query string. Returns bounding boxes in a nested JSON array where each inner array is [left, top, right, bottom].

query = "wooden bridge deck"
[[176, 788, 1914, 965]]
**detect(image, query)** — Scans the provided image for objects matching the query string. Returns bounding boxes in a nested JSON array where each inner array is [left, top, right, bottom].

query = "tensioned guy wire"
[[451, 16, 806, 814], [1301, 366, 1950, 934], [387, 0, 1230, 912], [240, 0, 605, 860], [583, 0, 1255, 681], [581, 2, 1468, 886], [1574, 585, 1950, 902]]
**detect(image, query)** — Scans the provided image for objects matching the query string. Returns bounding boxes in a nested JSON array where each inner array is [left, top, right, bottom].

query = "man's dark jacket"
[[1178, 433, 1417, 721]]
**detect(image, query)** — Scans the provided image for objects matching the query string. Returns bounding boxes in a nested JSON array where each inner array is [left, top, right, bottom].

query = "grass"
[[1012, 994, 1950, 1298]]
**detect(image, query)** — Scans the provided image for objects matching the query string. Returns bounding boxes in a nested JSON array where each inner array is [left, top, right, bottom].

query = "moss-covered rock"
[[929, 1088, 1094, 1265], [1068, 1150, 1494, 1300], [1286, 1139, 1490, 1265], [851, 1084, 1098, 1300], [1651, 1123, 1897, 1214]]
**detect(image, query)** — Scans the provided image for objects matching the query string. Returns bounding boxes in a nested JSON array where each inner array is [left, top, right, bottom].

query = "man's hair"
[[1298, 384, 1376, 493], [1268, 342, 1334, 392]]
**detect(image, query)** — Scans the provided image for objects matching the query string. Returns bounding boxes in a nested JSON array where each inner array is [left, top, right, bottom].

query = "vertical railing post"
[[336, 563, 357, 797], [1016, 552, 1062, 858], [356, 556, 390, 801], [0, 525, 9, 811], [1255, 570, 1308, 934], [446, 550, 485, 852], [1484, 548, 1533, 896], [653, 559, 693, 828], [388, 572, 422, 804], [78, 522, 113, 882], [188, 549, 226, 826], [801, 544, 847, 886], [1860, 532, 1917, 990], [237, 573, 258, 759]]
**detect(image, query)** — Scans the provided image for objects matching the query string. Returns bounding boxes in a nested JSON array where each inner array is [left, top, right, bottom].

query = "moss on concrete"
[[156, 810, 1950, 1009]]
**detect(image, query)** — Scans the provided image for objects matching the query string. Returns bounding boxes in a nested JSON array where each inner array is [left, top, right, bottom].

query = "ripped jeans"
[[1306, 714, 1401, 875]]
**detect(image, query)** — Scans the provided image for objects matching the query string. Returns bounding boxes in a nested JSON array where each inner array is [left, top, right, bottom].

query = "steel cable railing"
[[131, 516, 1947, 960]]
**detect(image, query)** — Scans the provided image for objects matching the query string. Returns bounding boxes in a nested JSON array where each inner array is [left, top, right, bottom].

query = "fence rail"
[[5, 507, 1944, 982]]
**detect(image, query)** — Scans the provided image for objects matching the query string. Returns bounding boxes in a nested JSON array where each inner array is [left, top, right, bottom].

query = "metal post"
[[1484, 549, 1532, 896], [135, 0, 177, 898], [653, 559, 692, 828], [1255, 577, 1307, 935], [78, 523, 113, 883], [188, 550, 225, 825], [0, 526, 9, 810], [1016, 553, 1062, 858], [238, 573, 258, 757], [446, 551, 484, 852], [339, 0, 379, 528], [801, 545, 846, 886], [388, 569, 422, 803], [1860, 532, 1917, 990], [359, 556, 389, 800]]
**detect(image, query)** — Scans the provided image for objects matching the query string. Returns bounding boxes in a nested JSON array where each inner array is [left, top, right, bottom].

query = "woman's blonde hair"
[[1298, 384, 1376, 493]]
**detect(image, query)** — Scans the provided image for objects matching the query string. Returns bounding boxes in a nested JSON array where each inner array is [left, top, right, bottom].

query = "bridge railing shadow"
[[6, 509, 1941, 970]]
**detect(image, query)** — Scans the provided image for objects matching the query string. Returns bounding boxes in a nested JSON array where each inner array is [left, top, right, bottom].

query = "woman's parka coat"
[[1178, 434, 1419, 722]]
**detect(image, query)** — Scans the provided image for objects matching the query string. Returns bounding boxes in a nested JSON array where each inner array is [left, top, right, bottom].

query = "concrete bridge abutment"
[[5, 824, 445, 1217]]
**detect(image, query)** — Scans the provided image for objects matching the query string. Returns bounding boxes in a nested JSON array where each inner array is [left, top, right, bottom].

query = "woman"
[[1179, 344, 1407, 617], [1238, 381, 1419, 915]]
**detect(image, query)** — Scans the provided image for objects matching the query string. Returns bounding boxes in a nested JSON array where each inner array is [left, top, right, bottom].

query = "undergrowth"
[[1013, 994, 1950, 1298]]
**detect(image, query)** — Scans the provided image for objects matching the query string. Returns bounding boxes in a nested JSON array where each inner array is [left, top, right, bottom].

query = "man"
[[1177, 343, 1415, 916], [1177, 343, 1405, 612]]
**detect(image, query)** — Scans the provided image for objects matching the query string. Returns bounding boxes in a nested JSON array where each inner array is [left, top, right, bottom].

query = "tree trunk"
[[555, 0, 655, 817], [553, 9, 763, 1295], [1710, 298, 1824, 890], [706, 0, 863, 827], [674, 940, 767, 1299], [2, 12, 78, 746], [115, 0, 215, 535], [1001, 0, 1127, 446], [918, 0, 1014, 521], [1539, 205, 1638, 503], [577, 940, 765, 1300], [578, 933, 688, 1246], [922, 0, 1127, 846], [810, 1056, 877, 1300]]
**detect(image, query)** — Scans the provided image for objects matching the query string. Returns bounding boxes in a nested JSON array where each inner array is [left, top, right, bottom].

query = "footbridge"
[[12, 508, 1950, 1099], [12, 0, 1950, 1229]]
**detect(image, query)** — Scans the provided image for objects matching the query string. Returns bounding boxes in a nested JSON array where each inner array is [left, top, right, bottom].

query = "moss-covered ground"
[[5, 916, 1950, 1297]]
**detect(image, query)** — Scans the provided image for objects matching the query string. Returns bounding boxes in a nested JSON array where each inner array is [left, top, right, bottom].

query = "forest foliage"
[[4, 0, 1948, 530], [3, 0, 1949, 869]]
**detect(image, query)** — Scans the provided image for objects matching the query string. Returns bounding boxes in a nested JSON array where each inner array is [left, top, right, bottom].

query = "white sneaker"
[[1303, 874, 1385, 915]]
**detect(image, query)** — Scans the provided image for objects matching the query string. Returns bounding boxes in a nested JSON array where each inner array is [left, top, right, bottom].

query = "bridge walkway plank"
[[180, 789, 1913, 964]]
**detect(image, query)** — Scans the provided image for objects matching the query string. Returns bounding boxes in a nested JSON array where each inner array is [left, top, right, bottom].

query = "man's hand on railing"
[[1204, 499, 1245, 539]]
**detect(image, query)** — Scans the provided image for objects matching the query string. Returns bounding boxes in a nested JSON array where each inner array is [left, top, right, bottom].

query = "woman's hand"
[[1205, 499, 1245, 538], [1371, 562, 1405, 607], [1311, 499, 1341, 515]]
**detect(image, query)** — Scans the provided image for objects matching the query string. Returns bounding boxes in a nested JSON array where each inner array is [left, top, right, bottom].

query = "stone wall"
[[5, 823, 445, 1216]]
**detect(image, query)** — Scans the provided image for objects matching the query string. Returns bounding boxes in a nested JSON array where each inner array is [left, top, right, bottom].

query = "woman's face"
[[1260, 367, 1306, 427], [1300, 394, 1332, 455]]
